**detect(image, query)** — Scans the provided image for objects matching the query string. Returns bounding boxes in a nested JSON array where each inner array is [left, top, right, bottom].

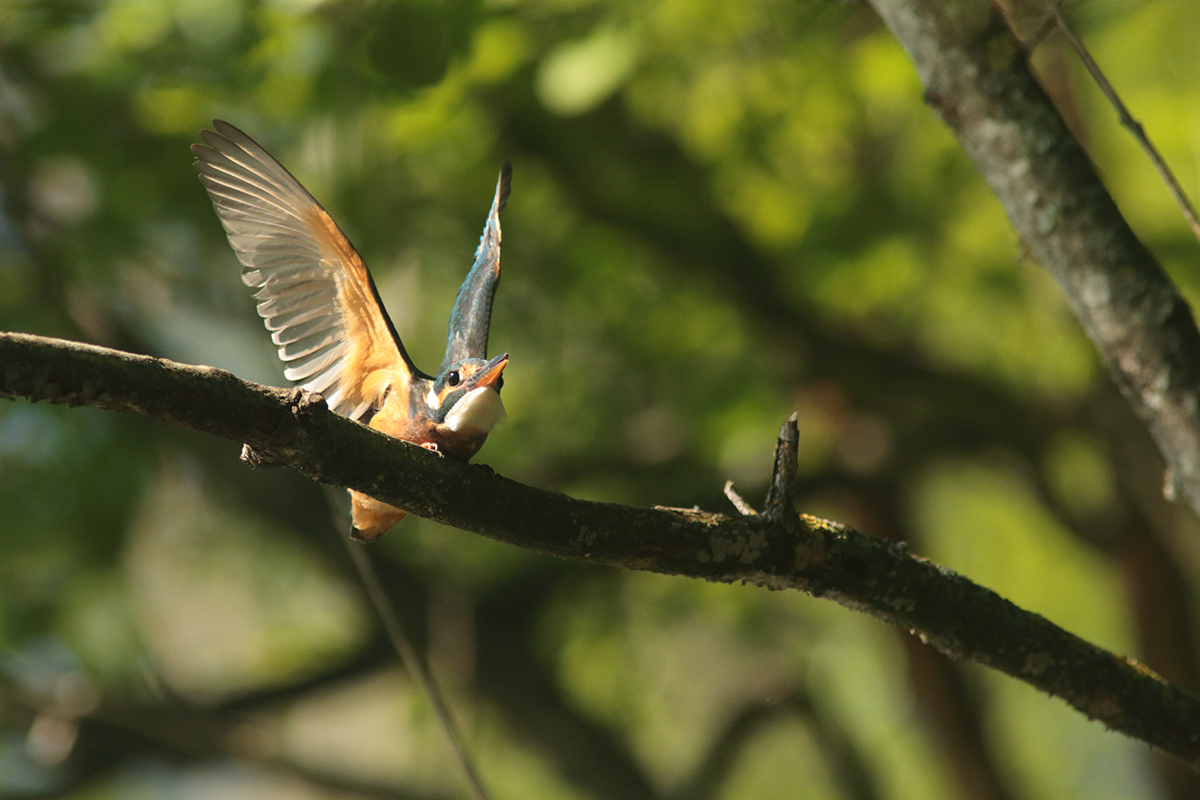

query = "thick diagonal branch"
[[7, 335, 1200, 767], [2, 331, 1199, 764], [866, 0, 1200, 521]]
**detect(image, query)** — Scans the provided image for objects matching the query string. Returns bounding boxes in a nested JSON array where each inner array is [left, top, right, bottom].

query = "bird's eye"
[[447, 370, 461, 387]]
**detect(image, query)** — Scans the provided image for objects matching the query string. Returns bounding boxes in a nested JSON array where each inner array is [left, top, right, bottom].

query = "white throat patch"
[[443, 387, 507, 435]]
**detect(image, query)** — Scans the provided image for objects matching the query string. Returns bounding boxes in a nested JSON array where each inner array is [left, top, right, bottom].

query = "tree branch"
[[865, 0, 1200, 521], [1042, 3, 1200, 248], [3, 331, 1199, 764]]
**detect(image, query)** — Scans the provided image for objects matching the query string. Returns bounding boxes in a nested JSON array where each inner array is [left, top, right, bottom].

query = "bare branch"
[[1042, 3, 1200, 247], [723, 481, 758, 516], [866, 0, 1200, 523], [343, 541, 491, 800], [762, 413, 800, 526], [3, 331, 1199, 764]]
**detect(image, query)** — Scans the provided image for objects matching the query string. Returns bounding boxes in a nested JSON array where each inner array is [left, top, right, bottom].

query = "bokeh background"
[[3, 0, 1200, 798]]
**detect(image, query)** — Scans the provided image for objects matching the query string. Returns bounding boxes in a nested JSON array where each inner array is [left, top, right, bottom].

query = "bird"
[[192, 120, 511, 541]]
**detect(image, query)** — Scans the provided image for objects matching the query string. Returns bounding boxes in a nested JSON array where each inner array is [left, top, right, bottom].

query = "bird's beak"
[[474, 353, 508, 390]]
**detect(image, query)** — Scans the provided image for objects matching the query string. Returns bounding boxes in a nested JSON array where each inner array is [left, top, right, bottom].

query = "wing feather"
[[285, 347, 346, 383], [193, 120, 417, 420], [269, 313, 338, 345], [279, 329, 341, 360], [257, 286, 335, 313], [439, 163, 511, 373]]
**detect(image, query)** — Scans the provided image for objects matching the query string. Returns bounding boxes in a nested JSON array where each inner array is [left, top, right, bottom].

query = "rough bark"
[[2, 331, 1198, 765], [866, 0, 1200, 521]]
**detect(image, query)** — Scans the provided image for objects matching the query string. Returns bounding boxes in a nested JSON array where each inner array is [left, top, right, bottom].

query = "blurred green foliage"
[[2, 0, 1200, 798]]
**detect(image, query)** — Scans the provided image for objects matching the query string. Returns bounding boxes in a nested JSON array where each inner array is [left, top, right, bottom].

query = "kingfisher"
[[192, 120, 511, 541]]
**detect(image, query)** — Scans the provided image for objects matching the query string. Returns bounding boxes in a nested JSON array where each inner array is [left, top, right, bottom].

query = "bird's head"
[[426, 351, 509, 438]]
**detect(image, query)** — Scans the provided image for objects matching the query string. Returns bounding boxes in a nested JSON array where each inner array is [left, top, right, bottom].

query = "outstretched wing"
[[192, 120, 418, 421], [438, 163, 512, 375]]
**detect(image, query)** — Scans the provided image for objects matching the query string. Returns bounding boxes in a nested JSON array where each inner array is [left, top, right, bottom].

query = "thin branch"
[[1043, 3, 1200, 247], [2, 332, 1199, 765], [723, 481, 758, 516], [762, 413, 799, 525], [343, 540, 491, 800], [865, 0, 1200, 528]]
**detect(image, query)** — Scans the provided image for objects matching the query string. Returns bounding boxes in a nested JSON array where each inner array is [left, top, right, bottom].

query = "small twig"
[[762, 412, 799, 524], [342, 539, 492, 800], [1044, 2, 1200, 247], [723, 481, 758, 516]]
